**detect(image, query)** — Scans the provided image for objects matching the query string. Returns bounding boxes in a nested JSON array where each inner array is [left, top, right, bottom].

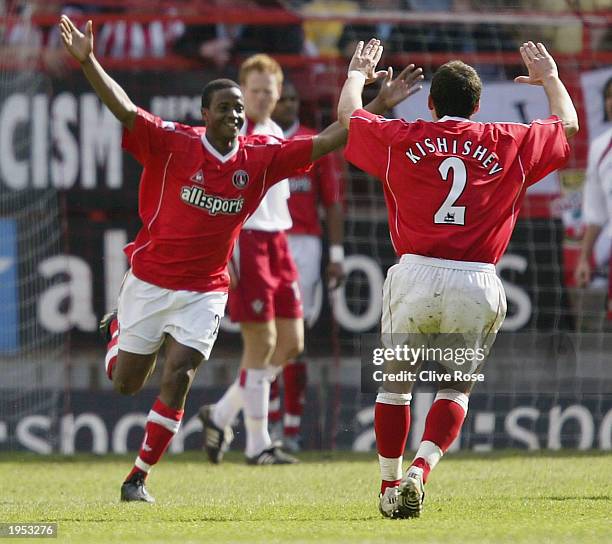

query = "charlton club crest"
[[232, 170, 249, 189]]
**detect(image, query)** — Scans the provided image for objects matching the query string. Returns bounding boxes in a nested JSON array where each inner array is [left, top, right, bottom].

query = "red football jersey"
[[122, 108, 313, 292], [286, 124, 344, 236], [345, 109, 570, 264]]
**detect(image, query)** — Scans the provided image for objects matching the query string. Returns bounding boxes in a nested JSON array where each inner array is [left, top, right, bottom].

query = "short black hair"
[[201, 79, 241, 109], [430, 60, 482, 119]]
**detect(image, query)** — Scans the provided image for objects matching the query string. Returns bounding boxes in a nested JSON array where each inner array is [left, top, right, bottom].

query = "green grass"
[[0, 451, 610, 543]]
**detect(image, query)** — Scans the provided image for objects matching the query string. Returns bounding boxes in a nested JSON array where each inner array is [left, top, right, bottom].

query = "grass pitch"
[[0, 450, 610, 543]]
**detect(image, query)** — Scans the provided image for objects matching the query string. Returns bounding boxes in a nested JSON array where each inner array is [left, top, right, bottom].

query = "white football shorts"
[[288, 234, 323, 327], [382, 254, 507, 373], [117, 270, 227, 359]]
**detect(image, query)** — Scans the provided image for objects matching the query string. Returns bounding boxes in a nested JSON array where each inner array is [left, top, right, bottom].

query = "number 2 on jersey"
[[434, 157, 467, 225]]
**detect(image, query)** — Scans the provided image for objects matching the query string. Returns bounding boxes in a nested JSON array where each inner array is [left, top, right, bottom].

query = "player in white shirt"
[[575, 76, 612, 320]]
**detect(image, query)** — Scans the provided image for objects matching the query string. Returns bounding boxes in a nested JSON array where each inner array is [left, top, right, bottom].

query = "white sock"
[[412, 440, 443, 471], [378, 454, 403, 483], [241, 368, 272, 457], [212, 379, 243, 429]]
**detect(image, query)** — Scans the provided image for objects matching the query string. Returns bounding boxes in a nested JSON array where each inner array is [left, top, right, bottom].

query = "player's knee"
[[113, 377, 142, 396], [276, 324, 304, 361], [259, 328, 277, 358], [283, 337, 304, 361]]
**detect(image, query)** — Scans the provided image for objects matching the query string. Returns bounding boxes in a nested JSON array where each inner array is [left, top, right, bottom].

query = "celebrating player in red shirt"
[[338, 39, 578, 518], [61, 16, 420, 501]]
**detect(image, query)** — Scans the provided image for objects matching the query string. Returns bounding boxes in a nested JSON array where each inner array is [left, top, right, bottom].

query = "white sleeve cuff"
[[347, 71, 367, 84], [329, 245, 345, 263]]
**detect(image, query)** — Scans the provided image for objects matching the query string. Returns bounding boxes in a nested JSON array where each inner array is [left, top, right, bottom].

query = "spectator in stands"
[[530, 0, 582, 54], [337, 0, 405, 58], [575, 77, 612, 321], [597, 26, 611, 52], [59, 2, 184, 60], [337, 0, 516, 64], [0, 0, 67, 75], [174, 0, 304, 67], [301, 0, 359, 57]]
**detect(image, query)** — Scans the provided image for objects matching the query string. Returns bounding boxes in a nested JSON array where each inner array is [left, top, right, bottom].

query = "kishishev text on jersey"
[[405, 137, 503, 175]]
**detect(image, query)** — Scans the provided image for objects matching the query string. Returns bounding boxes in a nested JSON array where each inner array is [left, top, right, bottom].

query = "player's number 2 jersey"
[[345, 109, 569, 264]]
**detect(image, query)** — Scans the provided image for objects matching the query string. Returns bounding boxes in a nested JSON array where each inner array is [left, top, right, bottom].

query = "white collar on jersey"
[[283, 121, 300, 139], [438, 115, 472, 122], [201, 133, 239, 163]]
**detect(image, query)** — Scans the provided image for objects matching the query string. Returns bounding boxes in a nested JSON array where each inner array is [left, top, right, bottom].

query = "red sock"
[[126, 398, 184, 482], [422, 399, 466, 451], [410, 457, 431, 483], [104, 318, 119, 380], [412, 398, 467, 483], [375, 400, 410, 493], [268, 377, 282, 424], [283, 360, 306, 437]]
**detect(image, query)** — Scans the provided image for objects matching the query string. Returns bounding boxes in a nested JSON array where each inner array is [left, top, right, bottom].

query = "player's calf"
[[282, 359, 306, 451], [121, 397, 184, 503], [375, 391, 411, 494], [112, 354, 156, 396], [410, 389, 468, 483], [100, 310, 119, 380]]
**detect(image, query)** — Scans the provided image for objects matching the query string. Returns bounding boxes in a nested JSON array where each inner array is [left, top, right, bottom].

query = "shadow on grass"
[[49, 514, 379, 523], [0, 449, 611, 465], [539, 495, 611, 501]]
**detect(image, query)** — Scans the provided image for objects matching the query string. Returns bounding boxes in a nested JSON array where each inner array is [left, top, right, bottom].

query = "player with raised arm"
[[338, 39, 578, 518], [198, 52, 423, 466], [60, 15, 421, 501]]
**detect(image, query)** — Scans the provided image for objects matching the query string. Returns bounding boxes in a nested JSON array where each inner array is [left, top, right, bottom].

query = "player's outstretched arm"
[[514, 41, 578, 138], [312, 40, 422, 161], [337, 38, 385, 128], [59, 15, 137, 130]]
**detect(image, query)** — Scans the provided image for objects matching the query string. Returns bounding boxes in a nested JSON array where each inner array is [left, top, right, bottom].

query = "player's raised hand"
[[514, 42, 558, 86], [59, 15, 93, 63], [348, 39, 387, 85], [377, 64, 424, 110]]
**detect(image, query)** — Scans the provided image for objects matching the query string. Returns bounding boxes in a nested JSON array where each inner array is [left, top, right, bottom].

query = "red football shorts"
[[228, 229, 303, 323]]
